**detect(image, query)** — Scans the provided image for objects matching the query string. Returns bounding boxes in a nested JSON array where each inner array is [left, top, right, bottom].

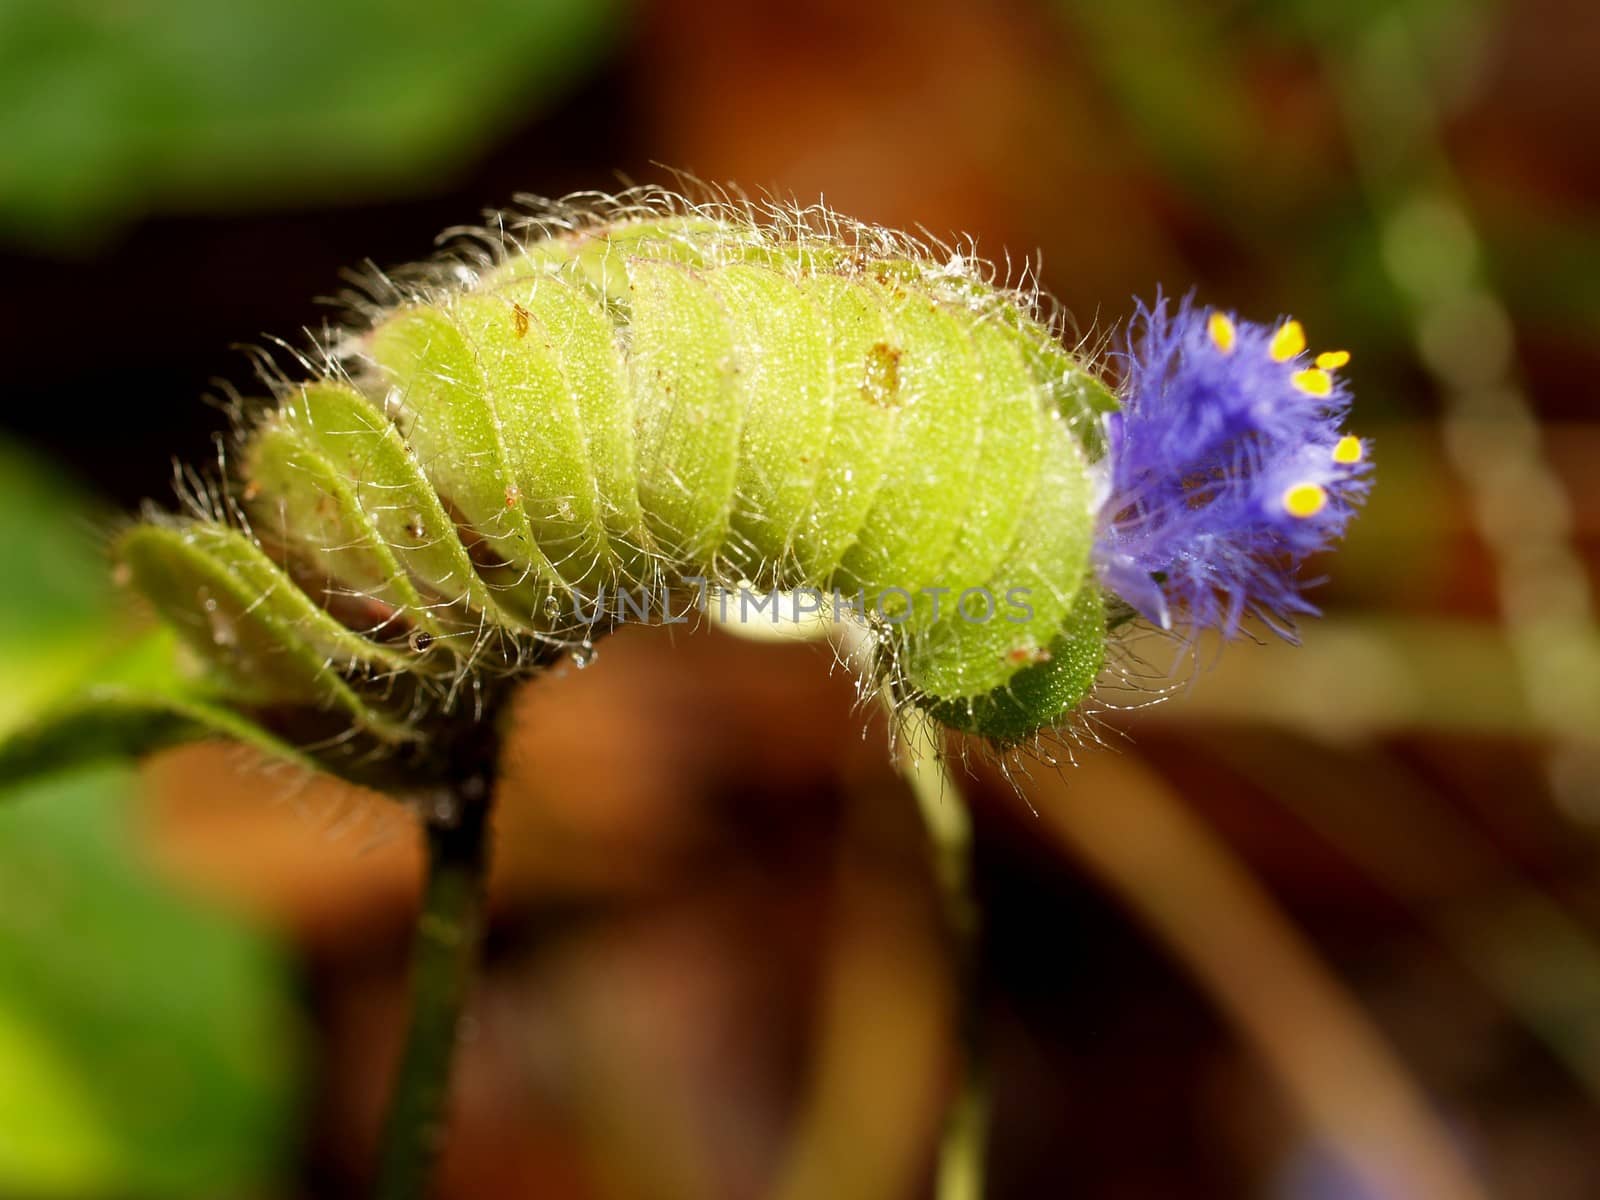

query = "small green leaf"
[[116, 523, 420, 744], [0, 629, 317, 790]]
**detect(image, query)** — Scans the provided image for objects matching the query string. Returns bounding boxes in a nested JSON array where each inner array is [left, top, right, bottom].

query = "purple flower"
[[1092, 295, 1373, 639]]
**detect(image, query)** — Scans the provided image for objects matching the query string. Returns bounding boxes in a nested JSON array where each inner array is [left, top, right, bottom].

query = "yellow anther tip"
[[1316, 349, 1351, 370], [1332, 435, 1364, 465], [1270, 319, 1307, 362], [1208, 312, 1237, 353], [1292, 368, 1333, 396], [1283, 482, 1329, 519]]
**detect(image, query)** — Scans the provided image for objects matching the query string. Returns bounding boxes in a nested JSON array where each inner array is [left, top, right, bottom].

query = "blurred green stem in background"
[[1207, 730, 1600, 1103], [898, 707, 987, 1200], [1057, 0, 1600, 805], [1022, 755, 1492, 1200], [1313, 0, 1600, 815]]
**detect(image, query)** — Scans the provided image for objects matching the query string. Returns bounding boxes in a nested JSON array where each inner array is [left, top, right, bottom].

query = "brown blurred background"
[[1, 0, 1598, 1196]]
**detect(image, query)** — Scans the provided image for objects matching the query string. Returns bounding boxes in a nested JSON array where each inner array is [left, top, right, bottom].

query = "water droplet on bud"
[[197, 587, 237, 648]]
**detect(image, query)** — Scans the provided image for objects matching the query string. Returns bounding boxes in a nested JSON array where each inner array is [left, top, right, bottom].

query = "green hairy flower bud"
[[118, 190, 1119, 759]]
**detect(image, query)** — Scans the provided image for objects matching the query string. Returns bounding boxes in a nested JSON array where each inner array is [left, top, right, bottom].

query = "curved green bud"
[[116, 195, 1115, 762]]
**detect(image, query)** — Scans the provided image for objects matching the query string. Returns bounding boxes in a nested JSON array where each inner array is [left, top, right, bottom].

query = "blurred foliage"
[[0, 0, 627, 247], [0, 448, 115, 737], [1052, 0, 1531, 361], [0, 768, 302, 1197], [0, 444, 303, 1198]]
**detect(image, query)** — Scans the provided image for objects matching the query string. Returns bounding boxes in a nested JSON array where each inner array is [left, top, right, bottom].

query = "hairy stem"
[[374, 714, 505, 1200], [898, 709, 987, 1200]]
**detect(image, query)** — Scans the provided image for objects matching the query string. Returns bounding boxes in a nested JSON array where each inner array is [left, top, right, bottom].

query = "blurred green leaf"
[[0, 766, 302, 1197], [0, 431, 413, 1195], [0, 0, 627, 245], [0, 448, 116, 734], [0, 445, 303, 1196]]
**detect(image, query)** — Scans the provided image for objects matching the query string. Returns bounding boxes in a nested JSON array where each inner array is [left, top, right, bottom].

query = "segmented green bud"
[[118, 192, 1118, 759]]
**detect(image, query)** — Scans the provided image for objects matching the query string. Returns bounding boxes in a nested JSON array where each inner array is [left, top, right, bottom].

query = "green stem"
[[374, 716, 503, 1200], [898, 709, 987, 1200]]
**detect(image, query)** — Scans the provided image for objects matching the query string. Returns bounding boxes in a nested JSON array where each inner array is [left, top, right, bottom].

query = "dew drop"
[[198, 587, 237, 649], [542, 594, 563, 618], [570, 641, 597, 670], [405, 514, 426, 539]]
